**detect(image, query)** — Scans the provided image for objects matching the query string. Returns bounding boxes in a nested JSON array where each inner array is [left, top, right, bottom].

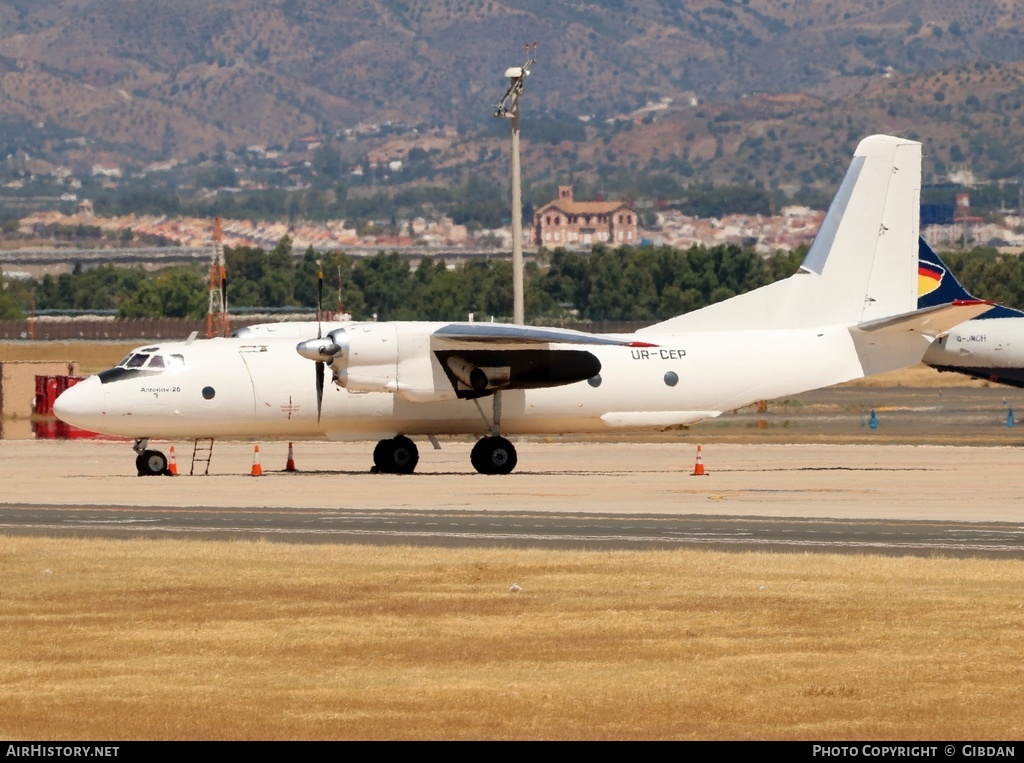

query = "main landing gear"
[[371, 392, 520, 476], [469, 389, 517, 475], [133, 438, 169, 476], [371, 433, 517, 475], [372, 435, 419, 474], [470, 435, 517, 475]]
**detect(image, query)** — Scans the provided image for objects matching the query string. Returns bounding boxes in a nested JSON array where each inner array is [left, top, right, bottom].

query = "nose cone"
[[53, 376, 104, 430], [296, 337, 340, 361]]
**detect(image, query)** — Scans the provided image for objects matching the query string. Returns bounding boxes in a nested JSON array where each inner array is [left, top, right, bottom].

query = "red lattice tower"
[[206, 216, 229, 338]]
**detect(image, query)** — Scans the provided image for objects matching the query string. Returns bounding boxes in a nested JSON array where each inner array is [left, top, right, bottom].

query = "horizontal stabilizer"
[[853, 300, 992, 337]]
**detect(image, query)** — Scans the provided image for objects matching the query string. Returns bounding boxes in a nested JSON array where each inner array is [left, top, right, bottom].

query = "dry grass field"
[[2, 535, 1022, 740], [0, 341, 137, 375]]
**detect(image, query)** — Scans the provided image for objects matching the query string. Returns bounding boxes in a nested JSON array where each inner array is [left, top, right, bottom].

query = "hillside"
[[1, 0, 1023, 192]]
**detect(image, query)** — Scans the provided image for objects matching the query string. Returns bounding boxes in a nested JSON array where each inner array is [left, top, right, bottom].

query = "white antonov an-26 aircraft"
[[54, 135, 989, 475]]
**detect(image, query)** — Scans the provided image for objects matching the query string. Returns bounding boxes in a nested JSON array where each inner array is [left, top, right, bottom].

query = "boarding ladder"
[[191, 438, 214, 476]]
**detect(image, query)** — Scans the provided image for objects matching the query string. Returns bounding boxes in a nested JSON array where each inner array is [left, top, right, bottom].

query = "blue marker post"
[[1007, 408, 1015, 428], [868, 409, 879, 430]]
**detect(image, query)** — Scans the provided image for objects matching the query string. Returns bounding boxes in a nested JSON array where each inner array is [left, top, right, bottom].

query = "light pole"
[[494, 43, 536, 325]]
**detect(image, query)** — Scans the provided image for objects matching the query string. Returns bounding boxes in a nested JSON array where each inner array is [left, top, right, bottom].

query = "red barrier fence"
[[33, 374, 60, 438], [33, 374, 106, 439]]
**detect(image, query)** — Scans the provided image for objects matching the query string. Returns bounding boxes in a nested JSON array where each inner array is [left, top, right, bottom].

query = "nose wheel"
[[136, 449, 169, 476]]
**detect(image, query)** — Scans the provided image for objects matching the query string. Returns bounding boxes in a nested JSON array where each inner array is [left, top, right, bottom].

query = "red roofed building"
[[533, 186, 638, 247]]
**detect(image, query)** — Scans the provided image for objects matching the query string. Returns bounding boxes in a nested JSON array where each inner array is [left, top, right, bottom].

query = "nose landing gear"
[[133, 439, 170, 476]]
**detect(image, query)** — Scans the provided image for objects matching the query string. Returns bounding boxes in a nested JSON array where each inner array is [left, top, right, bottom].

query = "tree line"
[[2, 240, 805, 323], [4, 241, 1024, 324]]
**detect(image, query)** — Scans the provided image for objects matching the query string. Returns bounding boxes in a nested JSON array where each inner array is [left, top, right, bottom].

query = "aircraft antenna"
[[494, 42, 537, 325], [206, 216, 229, 338]]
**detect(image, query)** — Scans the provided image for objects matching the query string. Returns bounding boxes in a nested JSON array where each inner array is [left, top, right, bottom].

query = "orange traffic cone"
[[251, 444, 263, 477], [691, 444, 708, 476], [168, 445, 178, 476], [285, 442, 297, 472]]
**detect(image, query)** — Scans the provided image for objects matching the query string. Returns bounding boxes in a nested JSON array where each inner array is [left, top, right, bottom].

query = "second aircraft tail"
[[917, 239, 1022, 319]]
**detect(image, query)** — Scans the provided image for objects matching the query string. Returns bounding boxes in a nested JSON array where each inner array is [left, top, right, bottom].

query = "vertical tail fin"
[[799, 134, 921, 325], [640, 134, 921, 334]]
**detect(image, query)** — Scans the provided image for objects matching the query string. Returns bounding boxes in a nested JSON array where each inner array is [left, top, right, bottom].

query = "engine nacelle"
[[299, 324, 604, 402], [299, 322, 459, 400], [328, 324, 399, 393]]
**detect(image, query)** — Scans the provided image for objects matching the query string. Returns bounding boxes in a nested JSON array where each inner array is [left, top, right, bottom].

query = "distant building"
[[533, 186, 637, 247], [91, 163, 122, 178]]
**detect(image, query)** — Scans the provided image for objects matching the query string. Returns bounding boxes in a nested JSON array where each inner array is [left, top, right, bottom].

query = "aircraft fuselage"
[[54, 322, 882, 442], [924, 317, 1024, 387]]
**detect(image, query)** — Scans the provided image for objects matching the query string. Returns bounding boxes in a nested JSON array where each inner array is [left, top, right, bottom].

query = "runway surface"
[[3, 503, 1022, 558], [2, 437, 1023, 557]]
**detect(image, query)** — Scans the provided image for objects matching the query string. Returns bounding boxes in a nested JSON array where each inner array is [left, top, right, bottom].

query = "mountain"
[[1, 0, 1023, 189]]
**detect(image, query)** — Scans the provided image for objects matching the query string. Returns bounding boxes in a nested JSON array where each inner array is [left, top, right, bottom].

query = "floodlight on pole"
[[494, 42, 537, 325]]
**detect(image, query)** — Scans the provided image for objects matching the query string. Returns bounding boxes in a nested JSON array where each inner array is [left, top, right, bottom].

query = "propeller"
[[296, 326, 346, 424], [316, 271, 324, 421], [298, 270, 345, 422]]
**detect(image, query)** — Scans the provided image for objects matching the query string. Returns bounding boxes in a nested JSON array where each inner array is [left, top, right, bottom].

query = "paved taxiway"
[[1, 439, 1022, 557]]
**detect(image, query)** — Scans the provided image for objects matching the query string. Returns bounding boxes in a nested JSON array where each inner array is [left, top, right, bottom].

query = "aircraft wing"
[[297, 321, 656, 402], [853, 300, 993, 337], [429, 324, 658, 398], [432, 323, 656, 347]]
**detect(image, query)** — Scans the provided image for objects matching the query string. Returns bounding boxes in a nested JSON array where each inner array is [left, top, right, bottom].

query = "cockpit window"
[[113, 351, 186, 372], [100, 349, 185, 384]]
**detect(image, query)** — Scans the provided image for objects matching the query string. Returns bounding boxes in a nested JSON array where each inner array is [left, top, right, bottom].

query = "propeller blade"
[[315, 360, 324, 423], [317, 270, 324, 339], [221, 275, 228, 335]]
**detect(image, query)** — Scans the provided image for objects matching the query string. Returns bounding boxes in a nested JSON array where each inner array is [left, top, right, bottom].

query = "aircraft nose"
[[53, 375, 103, 429]]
